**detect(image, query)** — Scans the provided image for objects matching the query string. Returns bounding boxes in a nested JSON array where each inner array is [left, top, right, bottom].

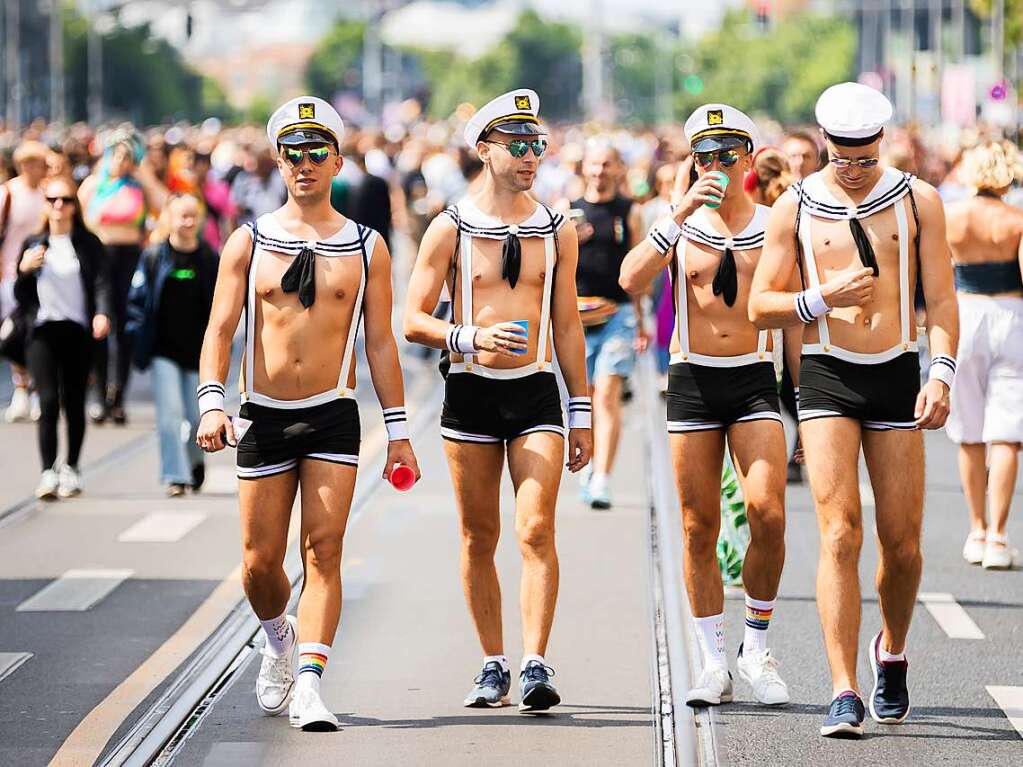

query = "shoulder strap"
[[793, 183, 806, 289], [0, 182, 12, 247]]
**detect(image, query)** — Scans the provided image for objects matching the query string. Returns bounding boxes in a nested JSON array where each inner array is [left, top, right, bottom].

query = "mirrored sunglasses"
[[487, 139, 548, 159], [829, 156, 880, 169], [694, 149, 741, 168], [282, 145, 332, 167]]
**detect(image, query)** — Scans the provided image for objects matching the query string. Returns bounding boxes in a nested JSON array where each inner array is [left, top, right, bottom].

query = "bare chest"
[[679, 241, 759, 288], [253, 251, 363, 311], [460, 237, 552, 292], [807, 209, 912, 275]]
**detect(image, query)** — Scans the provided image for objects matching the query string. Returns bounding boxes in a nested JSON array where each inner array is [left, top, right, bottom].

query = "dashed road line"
[[986, 686, 1023, 739], [16, 568, 133, 612], [118, 512, 207, 543], [917, 592, 985, 639], [0, 652, 32, 684]]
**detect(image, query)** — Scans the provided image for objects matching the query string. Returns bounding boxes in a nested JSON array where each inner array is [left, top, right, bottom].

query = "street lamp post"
[[5, 0, 21, 131], [49, 0, 65, 125]]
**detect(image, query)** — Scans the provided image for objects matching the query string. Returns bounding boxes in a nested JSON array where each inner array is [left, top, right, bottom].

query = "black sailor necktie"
[[281, 245, 318, 308], [848, 217, 880, 276], [502, 225, 522, 288], [712, 247, 738, 307]]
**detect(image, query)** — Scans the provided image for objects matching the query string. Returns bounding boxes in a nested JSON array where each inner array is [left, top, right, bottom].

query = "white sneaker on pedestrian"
[[982, 534, 1018, 570], [255, 615, 297, 715], [35, 469, 60, 500], [29, 392, 40, 421], [57, 465, 82, 498], [289, 686, 339, 731], [685, 665, 733, 707], [5, 387, 31, 423], [962, 531, 986, 565], [737, 645, 790, 705]]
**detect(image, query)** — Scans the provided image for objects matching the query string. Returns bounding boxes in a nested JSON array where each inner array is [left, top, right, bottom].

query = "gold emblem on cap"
[[298, 103, 316, 119], [707, 109, 724, 125], [514, 95, 531, 110]]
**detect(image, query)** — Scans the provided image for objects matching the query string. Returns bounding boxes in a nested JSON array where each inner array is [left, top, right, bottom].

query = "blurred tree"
[[609, 33, 660, 125], [304, 19, 367, 99], [676, 10, 856, 124], [970, 1, 1023, 48]]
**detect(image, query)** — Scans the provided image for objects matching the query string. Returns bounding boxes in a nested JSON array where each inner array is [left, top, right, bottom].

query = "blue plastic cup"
[[509, 320, 529, 354]]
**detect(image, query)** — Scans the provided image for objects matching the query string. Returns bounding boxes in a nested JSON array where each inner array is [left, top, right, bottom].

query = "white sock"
[[743, 596, 775, 655], [484, 654, 510, 672], [521, 653, 545, 671], [693, 613, 727, 670], [259, 613, 294, 658], [296, 642, 331, 693], [878, 642, 905, 663], [589, 472, 609, 495]]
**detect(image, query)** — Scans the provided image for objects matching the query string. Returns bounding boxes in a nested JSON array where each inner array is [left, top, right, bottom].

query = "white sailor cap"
[[463, 89, 546, 150], [684, 104, 759, 153], [267, 96, 344, 149], [815, 82, 892, 144]]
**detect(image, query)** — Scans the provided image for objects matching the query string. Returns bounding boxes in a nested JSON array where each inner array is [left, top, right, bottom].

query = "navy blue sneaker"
[[519, 660, 560, 713], [868, 631, 910, 724], [820, 691, 865, 738], [463, 661, 511, 708]]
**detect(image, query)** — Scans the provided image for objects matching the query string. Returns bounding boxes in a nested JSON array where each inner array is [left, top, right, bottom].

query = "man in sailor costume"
[[750, 82, 959, 738], [404, 89, 592, 712], [621, 104, 791, 710], [196, 96, 420, 731]]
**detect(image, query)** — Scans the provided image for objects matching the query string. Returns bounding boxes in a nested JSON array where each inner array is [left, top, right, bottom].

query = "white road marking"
[[0, 652, 32, 684], [16, 569, 133, 612], [117, 512, 206, 543], [917, 592, 985, 639], [986, 686, 1023, 739]]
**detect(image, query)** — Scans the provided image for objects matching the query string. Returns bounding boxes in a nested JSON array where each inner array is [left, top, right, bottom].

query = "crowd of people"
[[0, 86, 1019, 736]]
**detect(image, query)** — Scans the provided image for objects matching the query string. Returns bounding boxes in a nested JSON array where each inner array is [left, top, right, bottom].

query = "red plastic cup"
[[389, 463, 416, 492]]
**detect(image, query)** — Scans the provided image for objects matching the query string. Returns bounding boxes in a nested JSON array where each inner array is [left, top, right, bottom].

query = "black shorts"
[[441, 371, 564, 443], [799, 352, 920, 431], [666, 361, 782, 433], [235, 398, 360, 479]]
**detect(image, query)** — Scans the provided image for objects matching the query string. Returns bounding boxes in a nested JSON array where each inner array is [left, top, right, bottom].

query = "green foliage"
[[609, 33, 660, 124], [676, 10, 857, 124], [304, 20, 367, 98], [970, 0, 1023, 48]]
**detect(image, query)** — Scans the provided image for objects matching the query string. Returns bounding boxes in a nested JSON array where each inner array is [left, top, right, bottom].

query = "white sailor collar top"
[[681, 203, 770, 251], [441, 197, 565, 239], [791, 166, 914, 221], [247, 213, 374, 257]]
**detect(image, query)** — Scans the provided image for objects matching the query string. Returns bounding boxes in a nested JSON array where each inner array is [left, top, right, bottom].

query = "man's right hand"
[[674, 172, 725, 221], [821, 267, 875, 308], [19, 245, 46, 274], [474, 322, 529, 357], [196, 410, 235, 452]]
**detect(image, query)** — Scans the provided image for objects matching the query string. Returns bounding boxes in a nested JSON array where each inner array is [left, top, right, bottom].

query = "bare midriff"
[[672, 242, 773, 358], [91, 221, 145, 246], [802, 208, 918, 353], [246, 251, 361, 399], [449, 235, 553, 370]]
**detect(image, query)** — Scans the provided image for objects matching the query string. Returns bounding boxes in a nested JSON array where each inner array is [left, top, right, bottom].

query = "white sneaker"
[[737, 646, 790, 705], [35, 469, 60, 500], [57, 465, 82, 498], [685, 665, 733, 707], [982, 534, 1018, 570], [289, 686, 339, 731], [5, 387, 31, 423], [255, 615, 297, 715], [29, 392, 40, 421], [963, 531, 986, 565]]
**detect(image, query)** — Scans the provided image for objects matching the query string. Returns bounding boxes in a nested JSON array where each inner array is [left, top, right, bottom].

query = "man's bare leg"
[[296, 459, 358, 645], [958, 443, 988, 536], [444, 440, 507, 656], [507, 432, 564, 656], [988, 442, 1020, 540], [239, 470, 298, 620], [801, 417, 864, 695], [728, 420, 787, 601], [589, 374, 623, 506], [862, 429, 924, 655]]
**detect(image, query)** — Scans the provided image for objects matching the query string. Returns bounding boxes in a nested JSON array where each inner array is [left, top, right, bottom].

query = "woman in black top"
[[126, 193, 218, 496], [15, 176, 110, 499]]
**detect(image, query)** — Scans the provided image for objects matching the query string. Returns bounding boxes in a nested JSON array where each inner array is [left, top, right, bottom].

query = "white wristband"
[[383, 406, 410, 441], [446, 324, 480, 355], [567, 396, 592, 429], [197, 381, 226, 416], [647, 217, 683, 256], [794, 286, 830, 323], [928, 355, 956, 388]]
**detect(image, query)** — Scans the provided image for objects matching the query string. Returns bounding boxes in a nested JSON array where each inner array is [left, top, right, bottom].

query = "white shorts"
[[945, 295, 1023, 444]]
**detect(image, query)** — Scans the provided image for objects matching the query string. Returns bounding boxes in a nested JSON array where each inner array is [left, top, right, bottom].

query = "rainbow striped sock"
[[297, 642, 331, 690], [743, 596, 775, 654]]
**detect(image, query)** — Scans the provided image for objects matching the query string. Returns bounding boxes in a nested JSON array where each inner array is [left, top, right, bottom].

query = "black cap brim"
[[691, 135, 748, 153], [487, 121, 546, 138], [277, 129, 336, 147]]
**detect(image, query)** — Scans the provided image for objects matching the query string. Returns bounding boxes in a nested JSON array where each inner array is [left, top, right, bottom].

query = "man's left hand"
[[914, 380, 950, 430], [383, 439, 421, 483], [634, 329, 650, 353]]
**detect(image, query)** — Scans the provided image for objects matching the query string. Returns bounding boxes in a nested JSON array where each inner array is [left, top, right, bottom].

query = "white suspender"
[[535, 233, 555, 371], [797, 208, 830, 351], [894, 198, 911, 351], [460, 229, 475, 371], [671, 239, 768, 366], [241, 229, 261, 403], [337, 227, 373, 397]]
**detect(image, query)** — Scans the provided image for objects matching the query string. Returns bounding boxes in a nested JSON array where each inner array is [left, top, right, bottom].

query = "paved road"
[[0, 355, 1020, 766]]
